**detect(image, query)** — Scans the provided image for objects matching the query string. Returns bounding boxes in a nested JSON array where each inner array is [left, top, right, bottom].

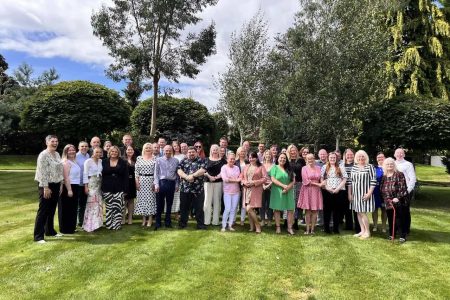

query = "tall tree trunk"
[[239, 127, 244, 146], [150, 75, 158, 139], [335, 135, 340, 151]]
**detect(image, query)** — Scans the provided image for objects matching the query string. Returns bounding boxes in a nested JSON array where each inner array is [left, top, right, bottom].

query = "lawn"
[[0, 155, 37, 170], [0, 171, 449, 300], [415, 164, 450, 184]]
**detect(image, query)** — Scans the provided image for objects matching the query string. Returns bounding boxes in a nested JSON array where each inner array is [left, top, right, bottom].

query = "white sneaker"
[[54, 233, 64, 238], [221, 228, 226, 232], [36, 240, 46, 244]]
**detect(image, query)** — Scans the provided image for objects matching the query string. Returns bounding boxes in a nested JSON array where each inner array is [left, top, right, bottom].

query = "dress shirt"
[[257, 152, 265, 163], [395, 159, 416, 193], [35, 150, 64, 187], [76, 151, 90, 185], [154, 156, 179, 189], [83, 158, 103, 184]]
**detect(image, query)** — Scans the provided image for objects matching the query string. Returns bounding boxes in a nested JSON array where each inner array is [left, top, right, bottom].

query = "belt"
[[139, 173, 154, 176], [88, 175, 101, 179]]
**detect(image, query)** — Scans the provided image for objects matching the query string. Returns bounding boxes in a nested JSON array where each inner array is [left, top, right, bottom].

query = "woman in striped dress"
[[348, 150, 376, 239], [102, 146, 129, 230]]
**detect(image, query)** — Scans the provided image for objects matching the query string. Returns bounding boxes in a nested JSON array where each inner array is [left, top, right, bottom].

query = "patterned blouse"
[[321, 164, 348, 190], [178, 157, 207, 194], [380, 171, 409, 209], [34, 150, 64, 187]]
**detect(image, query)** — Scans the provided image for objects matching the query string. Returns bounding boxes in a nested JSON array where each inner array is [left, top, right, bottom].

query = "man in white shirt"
[[395, 148, 416, 235]]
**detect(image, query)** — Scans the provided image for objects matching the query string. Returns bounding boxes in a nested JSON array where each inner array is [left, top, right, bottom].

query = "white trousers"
[[203, 182, 223, 225]]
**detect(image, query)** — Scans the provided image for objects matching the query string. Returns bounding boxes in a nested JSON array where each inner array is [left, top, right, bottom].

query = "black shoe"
[[196, 225, 207, 230], [154, 226, 159, 231], [324, 229, 332, 234], [165, 224, 173, 228], [178, 224, 186, 229], [387, 236, 393, 240], [293, 221, 299, 230], [283, 219, 288, 229]]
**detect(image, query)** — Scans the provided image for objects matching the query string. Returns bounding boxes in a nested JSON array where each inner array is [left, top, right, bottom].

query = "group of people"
[[33, 134, 416, 244]]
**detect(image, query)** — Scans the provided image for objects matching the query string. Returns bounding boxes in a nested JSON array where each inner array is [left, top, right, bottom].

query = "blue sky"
[[0, 0, 299, 110]]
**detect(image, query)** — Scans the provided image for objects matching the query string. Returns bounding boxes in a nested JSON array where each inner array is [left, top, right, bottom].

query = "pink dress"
[[298, 165, 323, 210]]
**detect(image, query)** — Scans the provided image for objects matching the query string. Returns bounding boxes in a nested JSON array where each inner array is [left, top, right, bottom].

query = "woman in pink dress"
[[298, 153, 323, 235], [241, 152, 267, 233]]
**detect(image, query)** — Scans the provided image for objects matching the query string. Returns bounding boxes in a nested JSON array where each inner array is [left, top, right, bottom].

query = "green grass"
[[416, 164, 450, 183], [0, 155, 37, 170], [0, 172, 449, 299]]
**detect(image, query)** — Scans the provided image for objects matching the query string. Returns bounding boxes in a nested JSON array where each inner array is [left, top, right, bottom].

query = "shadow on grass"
[[405, 228, 450, 244]]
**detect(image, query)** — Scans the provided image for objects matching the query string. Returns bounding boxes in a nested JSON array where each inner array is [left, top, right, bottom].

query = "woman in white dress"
[[83, 147, 103, 232]]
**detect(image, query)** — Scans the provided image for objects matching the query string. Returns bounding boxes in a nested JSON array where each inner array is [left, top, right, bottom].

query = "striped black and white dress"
[[349, 164, 376, 213]]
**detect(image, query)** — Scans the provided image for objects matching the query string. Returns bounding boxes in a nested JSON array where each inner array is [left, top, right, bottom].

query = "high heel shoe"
[[287, 228, 295, 235]]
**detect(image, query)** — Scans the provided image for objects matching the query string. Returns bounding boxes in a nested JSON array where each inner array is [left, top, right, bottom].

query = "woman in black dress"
[[102, 146, 129, 230], [123, 145, 136, 225]]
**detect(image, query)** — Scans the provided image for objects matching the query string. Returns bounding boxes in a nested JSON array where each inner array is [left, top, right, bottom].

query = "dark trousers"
[[260, 189, 273, 221], [387, 205, 408, 239], [179, 191, 204, 227], [156, 179, 176, 227], [58, 184, 79, 234], [340, 190, 353, 230], [323, 190, 341, 233], [406, 191, 414, 234], [77, 185, 87, 227], [34, 183, 60, 241], [353, 211, 361, 233]]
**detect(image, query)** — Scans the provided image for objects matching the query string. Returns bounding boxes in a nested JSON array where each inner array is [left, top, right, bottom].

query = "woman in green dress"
[[269, 153, 295, 235]]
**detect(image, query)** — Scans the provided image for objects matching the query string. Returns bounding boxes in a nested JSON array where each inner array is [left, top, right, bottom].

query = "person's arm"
[[63, 161, 73, 197], [122, 160, 129, 195], [363, 165, 376, 201], [154, 158, 160, 192], [405, 163, 416, 193], [253, 166, 267, 187], [301, 167, 311, 186], [83, 159, 90, 195]]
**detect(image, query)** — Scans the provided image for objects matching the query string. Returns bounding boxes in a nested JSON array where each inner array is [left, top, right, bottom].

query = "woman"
[[286, 144, 304, 230], [261, 150, 274, 226], [235, 146, 249, 225], [58, 144, 80, 234], [380, 157, 409, 242], [123, 145, 136, 225], [270, 153, 295, 235], [83, 147, 103, 233], [343, 148, 357, 231], [34, 135, 64, 243], [300, 147, 309, 161], [372, 152, 387, 233], [242, 152, 267, 233], [219, 147, 226, 160], [194, 141, 206, 159], [134, 143, 157, 227], [171, 141, 184, 216], [220, 152, 241, 232], [348, 150, 376, 239], [103, 141, 112, 154], [298, 153, 323, 235], [102, 146, 128, 230], [321, 152, 347, 234], [204, 144, 226, 226]]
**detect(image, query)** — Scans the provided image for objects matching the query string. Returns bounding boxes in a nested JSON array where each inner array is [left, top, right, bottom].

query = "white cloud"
[[0, 0, 300, 109]]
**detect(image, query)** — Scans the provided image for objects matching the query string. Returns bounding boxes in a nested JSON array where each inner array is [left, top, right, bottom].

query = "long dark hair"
[[278, 153, 294, 181], [249, 151, 261, 167]]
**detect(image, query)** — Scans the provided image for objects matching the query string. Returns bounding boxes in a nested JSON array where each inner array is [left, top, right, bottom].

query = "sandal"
[[275, 225, 281, 234], [287, 228, 295, 235]]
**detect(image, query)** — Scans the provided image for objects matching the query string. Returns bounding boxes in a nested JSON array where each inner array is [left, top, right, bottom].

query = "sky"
[[0, 0, 300, 110]]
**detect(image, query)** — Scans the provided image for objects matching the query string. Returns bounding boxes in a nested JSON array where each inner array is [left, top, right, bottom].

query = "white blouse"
[[83, 158, 103, 184], [34, 150, 64, 187]]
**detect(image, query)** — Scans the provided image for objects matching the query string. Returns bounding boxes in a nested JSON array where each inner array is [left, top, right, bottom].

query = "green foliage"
[[21, 81, 131, 144], [386, 0, 450, 99], [360, 94, 450, 150], [131, 96, 214, 145], [211, 111, 229, 143], [91, 0, 218, 136]]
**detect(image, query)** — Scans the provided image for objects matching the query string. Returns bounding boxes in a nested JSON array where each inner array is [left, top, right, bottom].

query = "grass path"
[[0, 172, 449, 299]]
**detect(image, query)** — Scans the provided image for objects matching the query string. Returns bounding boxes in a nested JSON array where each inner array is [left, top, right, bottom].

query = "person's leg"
[[195, 192, 205, 227], [381, 206, 387, 232], [44, 183, 59, 236], [372, 208, 379, 231], [127, 199, 134, 224], [58, 186, 67, 233], [155, 189, 164, 228], [386, 208, 394, 238], [353, 211, 361, 233], [34, 186, 48, 241], [212, 182, 222, 225], [229, 193, 240, 229], [287, 210, 294, 234], [164, 181, 175, 227], [310, 210, 318, 234], [305, 210, 311, 233], [203, 182, 213, 225], [355, 213, 363, 237], [107, 192, 123, 230], [222, 193, 231, 229], [399, 205, 408, 240], [179, 192, 189, 227], [77, 185, 87, 227], [274, 211, 281, 233], [331, 193, 341, 233], [323, 191, 332, 233]]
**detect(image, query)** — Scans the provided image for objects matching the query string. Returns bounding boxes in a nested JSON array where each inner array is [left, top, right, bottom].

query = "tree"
[[21, 81, 131, 143], [0, 54, 18, 96], [217, 12, 270, 145], [360, 94, 450, 151], [91, 0, 218, 138], [265, 0, 392, 148], [386, 0, 450, 100], [131, 96, 215, 145], [211, 111, 230, 143]]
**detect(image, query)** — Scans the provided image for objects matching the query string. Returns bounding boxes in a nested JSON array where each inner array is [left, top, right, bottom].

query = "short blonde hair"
[[354, 150, 369, 166], [382, 157, 398, 174], [142, 142, 152, 154]]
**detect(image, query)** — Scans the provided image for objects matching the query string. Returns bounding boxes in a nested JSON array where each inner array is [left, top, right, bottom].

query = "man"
[[154, 145, 179, 230], [158, 138, 167, 157], [316, 149, 328, 167], [394, 148, 416, 235], [180, 142, 189, 156], [121, 133, 141, 158], [219, 136, 229, 155], [177, 146, 207, 229], [242, 140, 251, 156], [257, 143, 265, 163], [152, 143, 160, 157], [76, 141, 90, 228], [88, 136, 107, 158]]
